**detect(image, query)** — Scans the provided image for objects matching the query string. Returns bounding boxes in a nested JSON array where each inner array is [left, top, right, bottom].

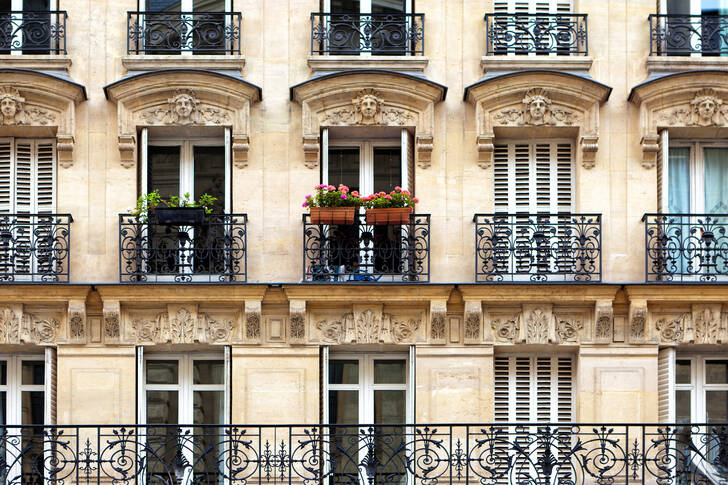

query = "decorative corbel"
[[429, 300, 447, 344], [244, 300, 262, 343], [640, 134, 659, 169], [477, 135, 494, 169], [580, 133, 598, 169], [628, 300, 648, 344], [303, 135, 320, 170], [102, 300, 121, 343], [232, 134, 249, 169], [416, 134, 433, 169], [56, 135, 74, 168], [118, 134, 136, 169], [594, 299, 613, 344], [67, 300, 86, 343], [289, 300, 306, 344], [463, 300, 483, 344]]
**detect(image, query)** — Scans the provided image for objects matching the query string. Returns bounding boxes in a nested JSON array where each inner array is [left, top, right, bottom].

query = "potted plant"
[[303, 184, 362, 225], [363, 187, 418, 225], [132, 190, 218, 226]]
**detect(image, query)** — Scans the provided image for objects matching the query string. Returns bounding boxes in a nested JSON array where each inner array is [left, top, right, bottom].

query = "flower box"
[[365, 207, 413, 225], [310, 206, 356, 225], [154, 207, 206, 226]]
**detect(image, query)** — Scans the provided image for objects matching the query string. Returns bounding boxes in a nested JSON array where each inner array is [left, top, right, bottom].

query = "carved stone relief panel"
[[553, 312, 586, 344], [0, 305, 62, 345], [289, 300, 306, 344], [523, 304, 555, 344], [463, 300, 483, 344], [429, 301, 447, 344], [310, 306, 425, 345], [102, 300, 121, 344], [689, 304, 726, 344], [244, 300, 262, 343], [67, 300, 86, 344], [486, 307, 524, 344], [594, 300, 614, 344], [123, 304, 237, 345], [628, 303, 648, 344], [654, 312, 689, 345]]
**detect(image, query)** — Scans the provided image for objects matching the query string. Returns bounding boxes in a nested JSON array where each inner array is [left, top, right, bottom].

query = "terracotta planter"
[[366, 207, 413, 225], [310, 206, 356, 225]]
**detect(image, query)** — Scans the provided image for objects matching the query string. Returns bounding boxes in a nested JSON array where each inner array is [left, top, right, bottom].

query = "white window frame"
[[675, 354, 728, 423], [323, 138, 404, 197]]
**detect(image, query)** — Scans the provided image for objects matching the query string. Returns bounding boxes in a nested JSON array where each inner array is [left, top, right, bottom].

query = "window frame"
[[675, 353, 728, 423], [0, 354, 45, 426], [323, 0, 412, 15], [325, 137, 403, 197]]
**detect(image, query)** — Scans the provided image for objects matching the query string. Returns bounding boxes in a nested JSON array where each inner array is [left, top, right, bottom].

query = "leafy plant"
[[362, 186, 418, 209], [131, 189, 219, 220], [303, 184, 363, 208]]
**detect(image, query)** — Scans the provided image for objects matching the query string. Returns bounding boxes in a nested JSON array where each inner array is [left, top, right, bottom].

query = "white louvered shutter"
[[657, 130, 669, 213], [401, 129, 414, 194], [493, 0, 572, 53], [0, 138, 13, 214], [658, 348, 676, 423]]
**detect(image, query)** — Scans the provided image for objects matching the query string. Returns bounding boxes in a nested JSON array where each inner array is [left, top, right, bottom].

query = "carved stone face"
[[174, 95, 194, 119], [697, 98, 716, 122], [359, 95, 379, 120], [0, 97, 17, 119], [529, 96, 548, 121]]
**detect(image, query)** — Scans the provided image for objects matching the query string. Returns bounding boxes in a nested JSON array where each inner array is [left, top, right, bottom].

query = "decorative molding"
[[201, 313, 234, 344], [313, 307, 422, 345], [392, 317, 420, 344], [0, 86, 55, 126], [640, 135, 659, 169], [594, 300, 613, 343], [690, 304, 725, 344], [118, 134, 136, 169], [67, 300, 86, 343], [430, 301, 447, 343], [245, 301, 262, 343], [554, 314, 584, 343], [126, 305, 235, 345], [416, 134, 434, 169], [490, 313, 523, 343], [524, 304, 554, 344], [102, 300, 120, 343], [232, 135, 250, 169], [580, 134, 599, 169], [289, 300, 306, 344], [494, 89, 581, 127], [316, 317, 346, 344], [463, 300, 482, 344], [655, 314, 688, 344], [139, 89, 232, 126], [628, 304, 647, 344], [656, 89, 726, 127]]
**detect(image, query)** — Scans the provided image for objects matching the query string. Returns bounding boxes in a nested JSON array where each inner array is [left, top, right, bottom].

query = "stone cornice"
[[458, 284, 620, 303], [282, 285, 454, 303], [96, 285, 268, 304]]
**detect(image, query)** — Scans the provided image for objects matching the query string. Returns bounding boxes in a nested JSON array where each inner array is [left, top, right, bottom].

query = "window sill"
[[122, 54, 246, 72], [308, 55, 428, 73], [646, 55, 728, 73], [481, 55, 593, 74], [0, 54, 71, 72]]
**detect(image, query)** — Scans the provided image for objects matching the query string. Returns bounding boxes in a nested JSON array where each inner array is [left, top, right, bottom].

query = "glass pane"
[[146, 360, 179, 385], [704, 147, 728, 213], [372, 0, 406, 14], [328, 148, 360, 193], [706, 390, 728, 423], [146, 390, 178, 424], [21, 361, 43, 385], [0, 361, 6, 386], [193, 0, 224, 11], [702, 0, 728, 15], [21, 391, 44, 425], [676, 389, 691, 423], [676, 359, 692, 384], [0, 392, 4, 425], [373, 360, 406, 384], [374, 390, 406, 423], [667, 0, 690, 15], [146, 0, 181, 11], [331, 0, 360, 12], [706, 360, 728, 384], [373, 147, 401, 193], [23, 0, 50, 10], [329, 390, 358, 424], [329, 360, 359, 384], [193, 360, 224, 385], [194, 390, 224, 424], [193, 146, 225, 212], [148, 145, 181, 200], [193, 390, 225, 480], [668, 147, 691, 214]]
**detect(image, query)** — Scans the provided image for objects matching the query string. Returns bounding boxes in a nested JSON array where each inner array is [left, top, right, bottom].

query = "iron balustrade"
[[127, 11, 242, 54], [119, 212, 247, 283], [474, 213, 602, 282], [485, 13, 588, 55], [0, 11, 66, 54], [643, 213, 728, 282], [303, 212, 430, 282], [311, 12, 424, 55], [0, 213, 70, 283], [0, 423, 726, 484], [649, 14, 728, 56]]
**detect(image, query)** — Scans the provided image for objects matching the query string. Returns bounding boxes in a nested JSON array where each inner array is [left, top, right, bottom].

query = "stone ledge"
[[481, 55, 593, 73], [0, 55, 72, 72], [122, 54, 246, 72], [646, 55, 728, 73], [308, 55, 429, 73]]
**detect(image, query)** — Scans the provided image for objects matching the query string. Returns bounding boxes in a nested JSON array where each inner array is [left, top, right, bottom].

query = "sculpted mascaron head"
[[0, 87, 24, 125], [353, 89, 383, 125], [166, 89, 200, 124], [523, 89, 552, 125], [691, 89, 723, 126]]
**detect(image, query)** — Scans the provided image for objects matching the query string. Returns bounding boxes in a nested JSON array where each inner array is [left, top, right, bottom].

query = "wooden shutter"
[[44, 347, 57, 425], [224, 345, 231, 424], [137, 346, 144, 424], [494, 0, 571, 13], [0, 138, 13, 213], [658, 347, 676, 423], [401, 129, 414, 194], [657, 130, 669, 213]]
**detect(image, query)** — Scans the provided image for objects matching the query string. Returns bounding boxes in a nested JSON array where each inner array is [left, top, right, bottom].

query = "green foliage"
[[131, 189, 219, 220], [361, 187, 418, 209], [303, 184, 362, 208]]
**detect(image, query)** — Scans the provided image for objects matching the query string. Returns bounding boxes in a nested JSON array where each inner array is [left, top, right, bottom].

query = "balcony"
[[0, 11, 66, 54], [474, 213, 602, 283], [3, 423, 727, 483], [644, 213, 728, 283], [649, 14, 728, 56], [119, 212, 247, 283], [302, 212, 430, 282], [310, 12, 424, 56], [126, 11, 241, 55], [0, 214, 71, 283], [485, 13, 588, 56]]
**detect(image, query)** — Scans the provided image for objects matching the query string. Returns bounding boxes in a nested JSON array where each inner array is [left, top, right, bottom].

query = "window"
[[662, 0, 728, 55], [0, 0, 56, 54], [491, 0, 575, 55], [139, 350, 230, 482], [324, 351, 412, 483]]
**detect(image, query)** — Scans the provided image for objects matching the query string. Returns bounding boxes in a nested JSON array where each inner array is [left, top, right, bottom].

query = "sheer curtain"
[[668, 147, 691, 214]]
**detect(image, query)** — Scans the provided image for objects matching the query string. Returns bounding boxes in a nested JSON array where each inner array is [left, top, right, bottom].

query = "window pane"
[[0, 392, 4, 425], [193, 146, 225, 212], [148, 145, 181, 199], [329, 390, 358, 424], [328, 148, 360, 193], [331, 0, 360, 12], [706, 360, 728, 384], [21, 391, 44, 425], [193, 0, 224, 11], [676, 359, 692, 384], [706, 391, 728, 423], [146, 390, 179, 424], [146, 360, 178, 385], [0, 361, 6, 386], [676, 389, 691, 423], [194, 390, 224, 424], [146, 0, 181, 10], [329, 360, 358, 384], [21, 361, 43, 385], [704, 148, 728, 213], [373, 147, 401, 193], [667, 0, 690, 15], [373, 360, 406, 384], [193, 360, 224, 385], [374, 390, 405, 423], [668, 147, 691, 214], [702, 0, 728, 15], [372, 0, 406, 14], [23, 0, 50, 10]]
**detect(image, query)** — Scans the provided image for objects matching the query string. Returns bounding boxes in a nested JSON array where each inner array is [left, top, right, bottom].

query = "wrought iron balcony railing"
[[2, 423, 727, 484], [303, 212, 430, 282], [485, 13, 588, 55], [644, 213, 728, 282], [649, 14, 728, 55], [0, 213, 70, 283], [127, 11, 241, 54], [474, 213, 602, 282], [311, 12, 424, 55], [119, 212, 247, 283], [0, 11, 67, 54]]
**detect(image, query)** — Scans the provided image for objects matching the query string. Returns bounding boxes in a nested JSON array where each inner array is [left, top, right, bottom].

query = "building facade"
[[0, 0, 726, 483]]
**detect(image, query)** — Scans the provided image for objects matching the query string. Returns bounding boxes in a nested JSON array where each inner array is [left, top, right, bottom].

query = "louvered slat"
[[35, 140, 56, 214], [658, 348, 675, 423], [0, 139, 13, 214], [494, 145, 510, 211], [14, 140, 33, 214]]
